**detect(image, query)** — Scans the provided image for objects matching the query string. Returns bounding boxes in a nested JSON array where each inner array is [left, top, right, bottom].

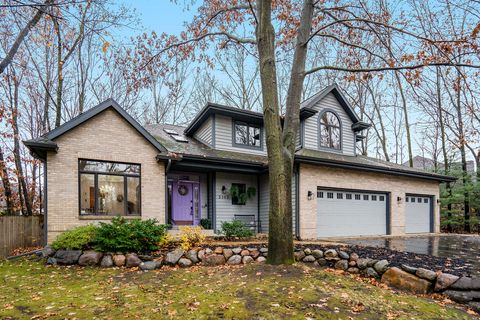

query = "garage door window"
[[346, 193, 352, 200], [372, 195, 377, 201], [379, 195, 385, 201], [337, 193, 343, 199], [363, 195, 369, 200]]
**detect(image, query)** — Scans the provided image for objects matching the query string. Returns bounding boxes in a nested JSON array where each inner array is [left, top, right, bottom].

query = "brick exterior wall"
[[298, 163, 440, 239], [46, 109, 166, 243]]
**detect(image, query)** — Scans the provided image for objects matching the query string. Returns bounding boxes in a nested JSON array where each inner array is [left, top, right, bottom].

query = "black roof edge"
[[23, 140, 58, 161], [44, 98, 167, 153], [184, 102, 264, 136], [352, 121, 371, 132], [302, 83, 362, 124], [295, 155, 457, 183], [156, 153, 266, 169], [299, 107, 318, 120]]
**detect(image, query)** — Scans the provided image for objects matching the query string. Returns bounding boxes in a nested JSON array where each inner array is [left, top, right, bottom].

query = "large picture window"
[[319, 111, 341, 150], [234, 121, 261, 148], [79, 159, 141, 216]]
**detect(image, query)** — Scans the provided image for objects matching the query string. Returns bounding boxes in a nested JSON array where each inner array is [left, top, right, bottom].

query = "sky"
[[113, 0, 194, 41]]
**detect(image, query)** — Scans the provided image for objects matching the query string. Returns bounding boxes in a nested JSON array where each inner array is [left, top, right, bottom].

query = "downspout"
[[43, 159, 48, 246], [165, 158, 171, 226], [295, 163, 300, 239]]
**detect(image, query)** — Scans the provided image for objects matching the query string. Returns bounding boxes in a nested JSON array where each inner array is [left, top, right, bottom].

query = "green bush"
[[221, 220, 254, 238], [200, 218, 211, 229], [51, 225, 97, 250], [94, 217, 168, 253]]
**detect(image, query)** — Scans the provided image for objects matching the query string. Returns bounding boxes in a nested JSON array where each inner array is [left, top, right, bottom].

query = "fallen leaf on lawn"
[[351, 302, 365, 313]]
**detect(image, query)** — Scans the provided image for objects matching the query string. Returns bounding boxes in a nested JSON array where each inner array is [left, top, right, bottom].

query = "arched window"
[[319, 111, 341, 150]]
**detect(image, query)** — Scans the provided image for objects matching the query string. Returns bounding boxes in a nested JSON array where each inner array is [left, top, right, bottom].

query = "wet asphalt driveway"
[[339, 234, 480, 276]]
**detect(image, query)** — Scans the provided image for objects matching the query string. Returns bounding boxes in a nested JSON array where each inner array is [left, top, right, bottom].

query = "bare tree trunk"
[[436, 67, 452, 231], [453, 72, 470, 232], [11, 77, 33, 216], [257, 0, 313, 264], [394, 72, 413, 167], [0, 146, 14, 215], [0, 0, 52, 74]]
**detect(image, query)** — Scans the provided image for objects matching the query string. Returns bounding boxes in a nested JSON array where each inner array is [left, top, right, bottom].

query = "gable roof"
[[24, 99, 167, 159], [184, 102, 264, 137], [301, 83, 371, 131]]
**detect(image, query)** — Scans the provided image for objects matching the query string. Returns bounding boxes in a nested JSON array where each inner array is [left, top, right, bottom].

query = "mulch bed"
[[296, 243, 473, 277]]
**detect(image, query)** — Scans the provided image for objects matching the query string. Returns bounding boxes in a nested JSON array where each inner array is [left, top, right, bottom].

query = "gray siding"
[[259, 173, 269, 233], [303, 92, 355, 155], [215, 172, 259, 233], [258, 173, 296, 234], [194, 115, 213, 146], [214, 114, 267, 155]]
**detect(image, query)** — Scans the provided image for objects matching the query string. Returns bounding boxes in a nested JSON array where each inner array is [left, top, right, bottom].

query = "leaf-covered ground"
[[0, 259, 477, 319]]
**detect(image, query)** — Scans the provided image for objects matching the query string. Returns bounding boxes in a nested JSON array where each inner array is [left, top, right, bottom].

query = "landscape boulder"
[[338, 251, 349, 260], [178, 258, 193, 268], [294, 251, 306, 261], [303, 255, 316, 263], [100, 255, 113, 268], [400, 264, 418, 274], [242, 256, 254, 264], [140, 261, 160, 271], [257, 256, 267, 263], [227, 255, 242, 265], [373, 260, 389, 274], [334, 260, 348, 271], [54, 250, 82, 265], [415, 268, 437, 281], [223, 249, 233, 260], [366, 267, 379, 278], [203, 254, 226, 266], [356, 258, 371, 270], [443, 290, 480, 303], [165, 249, 185, 265], [113, 254, 126, 267], [324, 249, 338, 260], [449, 277, 480, 290], [381, 267, 432, 294], [78, 251, 103, 266], [434, 273, 459, 292], [125, 253, 142, 268], [312, 249, 323, 259], [186, 250, 199, 264]]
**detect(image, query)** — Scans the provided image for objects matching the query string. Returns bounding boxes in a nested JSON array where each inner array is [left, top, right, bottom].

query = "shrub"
[[94, 217, 168, 253], [51, 225, 97, 250], [178, 226, 206, 251], [200, 218, 211, 229], [221, 220, 254, 238]]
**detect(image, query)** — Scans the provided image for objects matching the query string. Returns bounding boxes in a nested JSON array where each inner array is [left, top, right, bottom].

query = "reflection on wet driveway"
[[341, 235, 480, 276]]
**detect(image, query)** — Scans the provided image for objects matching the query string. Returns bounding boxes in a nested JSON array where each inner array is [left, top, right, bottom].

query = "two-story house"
[[25, 84, 454, 243]]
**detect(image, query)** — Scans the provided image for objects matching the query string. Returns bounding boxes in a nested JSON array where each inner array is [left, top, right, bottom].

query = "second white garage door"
[[317, 188, 388, 238], [405, 195, 432, 233]]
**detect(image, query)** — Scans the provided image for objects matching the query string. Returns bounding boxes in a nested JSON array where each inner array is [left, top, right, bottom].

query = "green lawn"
[[0, 259, 475, 320]]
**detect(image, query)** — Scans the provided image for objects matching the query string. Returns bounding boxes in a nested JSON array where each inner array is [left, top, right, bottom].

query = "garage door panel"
[[405, 195, 431, 233], [317, 189, 387, 238]]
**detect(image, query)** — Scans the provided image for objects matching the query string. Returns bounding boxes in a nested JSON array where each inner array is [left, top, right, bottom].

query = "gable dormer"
[[184, 103, 267, 155], [299, 84, 369, 156]]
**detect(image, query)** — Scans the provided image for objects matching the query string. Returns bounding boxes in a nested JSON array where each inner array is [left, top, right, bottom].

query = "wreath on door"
[[178, 185, 189, 196]]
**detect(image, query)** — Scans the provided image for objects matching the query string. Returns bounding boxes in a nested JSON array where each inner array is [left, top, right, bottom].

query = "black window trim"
[[318, 109, 342, 151], [78, 159, 141, 217], [232, 120, 263, 150]]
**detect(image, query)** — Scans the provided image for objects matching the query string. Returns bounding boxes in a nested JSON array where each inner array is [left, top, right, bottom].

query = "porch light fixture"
[[397, 196, 402, 203], [221, 186, 227, 194], [307, 190, 314, 200]]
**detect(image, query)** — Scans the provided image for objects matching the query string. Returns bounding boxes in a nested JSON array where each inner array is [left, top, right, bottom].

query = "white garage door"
[[405, 195, 432, 233], [317, 189, 388, 238]]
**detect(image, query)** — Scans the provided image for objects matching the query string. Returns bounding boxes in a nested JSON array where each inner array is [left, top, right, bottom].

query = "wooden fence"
[[0, 216, 44, 258]]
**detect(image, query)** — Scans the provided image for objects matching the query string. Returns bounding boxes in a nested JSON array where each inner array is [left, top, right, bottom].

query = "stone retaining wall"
[[38, 245, 479, 313]]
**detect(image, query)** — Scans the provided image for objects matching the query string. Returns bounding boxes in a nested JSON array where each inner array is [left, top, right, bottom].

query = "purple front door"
[[171, 182, 200, 225]]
